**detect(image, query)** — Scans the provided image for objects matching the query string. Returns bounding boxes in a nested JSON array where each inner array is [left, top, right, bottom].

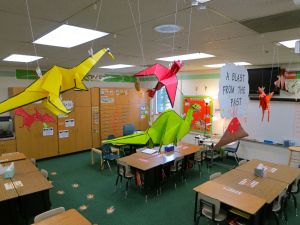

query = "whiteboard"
[[242, 100, 300, 145]]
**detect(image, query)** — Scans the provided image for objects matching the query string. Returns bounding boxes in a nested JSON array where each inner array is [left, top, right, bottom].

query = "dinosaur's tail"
[[102, 132, 150, 145]]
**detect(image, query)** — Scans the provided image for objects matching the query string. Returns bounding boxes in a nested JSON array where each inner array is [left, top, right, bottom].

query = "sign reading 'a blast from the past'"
[[219, 64, 249, 119]]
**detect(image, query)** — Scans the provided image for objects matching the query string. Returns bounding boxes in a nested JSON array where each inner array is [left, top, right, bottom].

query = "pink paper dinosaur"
[[135, 61, 183, 107]]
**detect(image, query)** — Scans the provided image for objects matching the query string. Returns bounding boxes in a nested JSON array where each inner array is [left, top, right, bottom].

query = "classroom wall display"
[[182, 96, 212, 134], [219, 64, 249, 119]]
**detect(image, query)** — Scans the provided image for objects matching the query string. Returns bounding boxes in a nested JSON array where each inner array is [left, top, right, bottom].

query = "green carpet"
[[38, 151, 300, 225]]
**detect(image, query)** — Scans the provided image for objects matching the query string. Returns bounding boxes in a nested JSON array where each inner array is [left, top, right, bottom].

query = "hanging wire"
[[127, 0, 145, 65], [137, 0, 145, 65], [25, 0, 40, 69], [269, 45, 277, 93], [171, 0, 179, 56], [90, 0, 103, 50], [186, 6, 193, 54]]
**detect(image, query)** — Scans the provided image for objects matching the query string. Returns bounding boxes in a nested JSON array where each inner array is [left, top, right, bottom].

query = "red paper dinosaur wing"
[[135, 64, 169, 81], [160, 76, 178, 107]]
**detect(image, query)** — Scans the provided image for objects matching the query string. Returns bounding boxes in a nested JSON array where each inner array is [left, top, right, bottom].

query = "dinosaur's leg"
[[267, 107, 270, 122]]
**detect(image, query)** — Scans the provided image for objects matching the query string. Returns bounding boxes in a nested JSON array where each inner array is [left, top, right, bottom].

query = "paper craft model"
[[135, 60, 183, 107], [0, 48, 114, 116], [213, 117, 248, 150], [103, 104, 200, 149], [258, 87, 274, 122], [14, 107, 55, 128]]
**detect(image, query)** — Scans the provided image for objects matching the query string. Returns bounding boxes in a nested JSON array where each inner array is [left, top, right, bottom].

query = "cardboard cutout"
[[135, 61, 183, 107], [258, 87, 274, 122], [14, 107, 55, 128], [0, 48, 114, 116], [104, 104, 200, 148], [213, 117, 248, 150]]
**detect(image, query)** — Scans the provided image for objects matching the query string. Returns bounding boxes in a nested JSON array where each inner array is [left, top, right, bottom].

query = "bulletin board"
[[183, 96, 213, 134]]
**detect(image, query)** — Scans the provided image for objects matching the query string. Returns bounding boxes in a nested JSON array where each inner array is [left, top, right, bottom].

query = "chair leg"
[[107, 161, 112, 173], [273, 212, 280, 225], [125, 179, 129, 199], [115, 175, 120, 191], [234, 153, 239, 165], [292, 193, 298, 216]]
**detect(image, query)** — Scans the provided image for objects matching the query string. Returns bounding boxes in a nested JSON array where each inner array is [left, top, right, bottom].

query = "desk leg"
[[194, 192, 198, 222]]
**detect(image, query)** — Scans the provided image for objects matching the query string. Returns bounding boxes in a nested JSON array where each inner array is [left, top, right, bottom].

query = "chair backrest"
[[238, 159, 247, 166], [273, 188, 287, 209], [31, 158, 37, 165], [123, 124, 135, 136], [100, 135, 115, 155], [173, 156, 184, 169], [198, 192, 221, 215], [210, 172, 222, 180], [34, 207, 65, 222], [292, 175, 300, 193], [225, 141, 240, 152], [40, 169, 48, 179], [117, 161, 131, 176]]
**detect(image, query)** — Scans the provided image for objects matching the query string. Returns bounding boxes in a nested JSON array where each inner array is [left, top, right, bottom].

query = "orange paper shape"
[[258, 87, 273, 122]]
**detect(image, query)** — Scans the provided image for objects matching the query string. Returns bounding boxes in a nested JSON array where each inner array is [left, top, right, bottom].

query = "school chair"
[[115, 161, 134, 198], [223, 140, 240, 165], [209, 172, 222, 180], [34, 207, 65, 223], [272, 188, 288, 225]]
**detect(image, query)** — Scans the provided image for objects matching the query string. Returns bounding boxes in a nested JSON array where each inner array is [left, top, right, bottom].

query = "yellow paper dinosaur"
[[0, 48, 114, 116]]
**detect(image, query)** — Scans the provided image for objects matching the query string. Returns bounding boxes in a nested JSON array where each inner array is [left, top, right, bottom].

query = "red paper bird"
[[135, 61, 183, 107], [258, 87, 274, 122], [14, 107, 55, 128]]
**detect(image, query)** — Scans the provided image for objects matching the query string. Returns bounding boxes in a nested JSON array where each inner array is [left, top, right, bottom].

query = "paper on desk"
[[13, 180, 23, 188], [4, 182, 14, 190], [141, 148, 158, 154]]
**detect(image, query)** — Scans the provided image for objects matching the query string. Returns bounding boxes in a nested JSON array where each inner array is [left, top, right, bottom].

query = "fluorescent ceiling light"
[[100, 64, 135, 69], [205, 62, 251, 68], [278, 39, 299, 48], [156, 53, 215, 62], [34, 24, 109, 48], [3, 54, 43, 63]]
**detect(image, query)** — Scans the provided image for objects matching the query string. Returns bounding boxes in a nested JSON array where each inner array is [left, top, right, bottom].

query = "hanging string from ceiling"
[[268, 45, 280, 93], [25, 0, 41, 77], [127, 0, 145, 65], [186, 6, 193, 54], [90, 0, 103, 54], [172, 0, 179, 56]]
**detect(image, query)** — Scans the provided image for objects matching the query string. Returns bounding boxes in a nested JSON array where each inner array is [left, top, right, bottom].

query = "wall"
[[0, 73, 293, 165]]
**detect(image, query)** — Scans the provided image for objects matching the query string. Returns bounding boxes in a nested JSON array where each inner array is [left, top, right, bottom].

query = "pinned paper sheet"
[[59, 130, 69, 138], [65, 119, 75, 127], [43, 127, 54, 136], [4, 182, 14, 190]]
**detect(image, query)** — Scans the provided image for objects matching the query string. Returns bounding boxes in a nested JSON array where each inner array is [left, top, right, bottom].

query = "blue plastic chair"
[[223, 140, 240, 165], [123, 124, 135, 136], [100, 135, 120, 173]]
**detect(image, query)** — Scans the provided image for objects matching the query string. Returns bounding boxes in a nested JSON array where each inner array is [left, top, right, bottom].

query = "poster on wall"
[[43, 127, 54, 136], [219, 63, 249, 119], [182, 96, 212, 134]]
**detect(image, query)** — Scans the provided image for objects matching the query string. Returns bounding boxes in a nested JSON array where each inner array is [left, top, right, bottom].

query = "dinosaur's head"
[[106, 48, 115, 60], [191, 104, 201, 112]]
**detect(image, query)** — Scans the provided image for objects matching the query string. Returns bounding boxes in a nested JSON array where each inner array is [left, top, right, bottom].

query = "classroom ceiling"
[[0, 0, 300, 74]]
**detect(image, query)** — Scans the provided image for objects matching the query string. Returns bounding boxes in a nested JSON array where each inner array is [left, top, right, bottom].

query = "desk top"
[[175, 142, 204, 156], [2, 159, 38, 175], [288, 146, 300, 152], [33, 209, 91, 225], [0, 152, 26, 163], [12, 171, 53, 196], [236, 159, 300, 184], [214, 169, 288, 204], [0, 177, 18, 202], [193, 181, 265, 215]]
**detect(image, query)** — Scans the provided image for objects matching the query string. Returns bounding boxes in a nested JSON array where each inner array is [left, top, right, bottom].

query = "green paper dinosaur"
[[103, 104, 200, 149]]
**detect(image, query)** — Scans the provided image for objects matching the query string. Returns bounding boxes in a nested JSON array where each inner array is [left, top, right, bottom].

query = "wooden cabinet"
[[0, 139, 16, 154], [75, 107, 92, 151]]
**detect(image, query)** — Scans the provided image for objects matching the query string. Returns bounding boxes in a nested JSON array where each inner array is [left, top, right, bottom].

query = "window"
[[156, 87, 172, 113]]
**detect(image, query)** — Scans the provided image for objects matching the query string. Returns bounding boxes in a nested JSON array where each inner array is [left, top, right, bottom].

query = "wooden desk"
[[236, 159, 300, 184], [0, 177, 18, 202], [175, 142, 203, 156], [2, 159, 38, 175], [12, 171, 53, 196], [0, 152, 26, 163], [33, 209, 91, 225], [214, 169, 288, 204], [193, 181, 265, 215]]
